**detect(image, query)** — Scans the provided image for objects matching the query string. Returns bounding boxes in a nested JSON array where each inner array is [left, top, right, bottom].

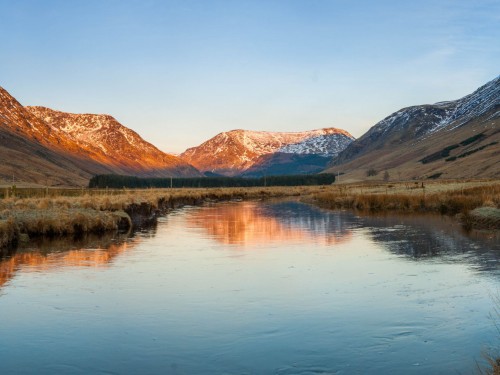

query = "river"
[[0, 200, 499, 374]]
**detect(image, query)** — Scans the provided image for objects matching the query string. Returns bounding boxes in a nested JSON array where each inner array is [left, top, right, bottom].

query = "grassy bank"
[[310, 180, 500, 229], [0, 186, 326, 249], [1, 180, 498, 250]]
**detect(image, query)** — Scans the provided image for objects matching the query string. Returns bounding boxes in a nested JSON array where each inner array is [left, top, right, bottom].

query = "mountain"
[[181, 128, 354, 176], [0, 86, 199, 186], [325, 75, 500, 181], [27, 107, 199, 178], [241, 153, 332, 177]]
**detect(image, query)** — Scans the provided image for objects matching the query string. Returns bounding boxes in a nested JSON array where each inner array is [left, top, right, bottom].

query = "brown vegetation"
[[0, 218, 18, 249], [0, 180, 498, 250], [0, 186, 327, 249], [311, 180, 500, 229]]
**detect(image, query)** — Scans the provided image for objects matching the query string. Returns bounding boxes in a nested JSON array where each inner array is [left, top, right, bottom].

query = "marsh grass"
[[0, 218, 18, 249], [312, 182, 500, 228], [6, 209, 130, 236], [0, 186, 326, 248], [0, 182, 498, 248]]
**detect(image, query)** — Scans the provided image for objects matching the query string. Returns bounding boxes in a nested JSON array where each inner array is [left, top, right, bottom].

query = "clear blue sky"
[[1, 0, 498, 153]]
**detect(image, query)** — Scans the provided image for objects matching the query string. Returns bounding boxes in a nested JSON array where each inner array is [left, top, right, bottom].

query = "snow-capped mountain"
[[180, 128, 354, 176], [327, 75, 500, 180], [279, 132, 353, 156], [26, 106, 199, 178], [0, 86, 199, 186], [335, 75, 499, 164], [0, 86, 106, 186]]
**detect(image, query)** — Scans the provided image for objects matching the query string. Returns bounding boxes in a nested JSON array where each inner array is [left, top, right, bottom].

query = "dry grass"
[[0, 181, 498, 248], [311, 180, 500, 228], [0, 218, 18, 249], [0, 186, 327, 248], [2, 209, 130, 237]]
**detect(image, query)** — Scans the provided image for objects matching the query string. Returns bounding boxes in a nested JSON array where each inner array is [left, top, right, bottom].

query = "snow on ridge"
[[25, 106, 180, 163], [226, 128, 353, 155], [180, 126, 355, 172], [279, 133, 354, 155], [371, 75, 499, 138]]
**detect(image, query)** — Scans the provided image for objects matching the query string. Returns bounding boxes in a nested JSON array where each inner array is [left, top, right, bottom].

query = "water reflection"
[[186, 201, 354, 246], [186, 200, 500, 273], [0, 232, 134, 289], [4, 202, 496, 290], [0, 200, 498, 374], [360, 213, 500, 273]]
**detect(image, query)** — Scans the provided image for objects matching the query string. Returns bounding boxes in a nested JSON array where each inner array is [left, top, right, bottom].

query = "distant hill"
[[181, 128, 354, 176], [325, 75, 500, 181], [0, 86, 200, 186], [241, 153, 331, 177]]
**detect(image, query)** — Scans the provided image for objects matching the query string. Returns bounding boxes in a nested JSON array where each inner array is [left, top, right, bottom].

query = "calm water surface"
[[0, 200, 499, 374]]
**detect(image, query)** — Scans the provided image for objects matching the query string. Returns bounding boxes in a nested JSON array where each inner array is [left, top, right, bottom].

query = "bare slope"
[[27, 106, 200, 178], [0, 85, 200, 186], [0, 86, 114, 186], [326, 75, 500, 181], [181, 128, 353, 176]]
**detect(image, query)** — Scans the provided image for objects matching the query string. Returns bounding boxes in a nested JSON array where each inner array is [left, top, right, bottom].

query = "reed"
[[8, 208, 131, 236], [0, 218, 18, 249], [0, 186, 326, 248], [311, 183, 500, 228], [0, 182, 498, 248]]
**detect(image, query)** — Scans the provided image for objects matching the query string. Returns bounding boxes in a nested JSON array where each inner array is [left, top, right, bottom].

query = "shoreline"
[[0, 186, 324, 251], [307, 181, 500, 231], [0, 180, 498, 251]]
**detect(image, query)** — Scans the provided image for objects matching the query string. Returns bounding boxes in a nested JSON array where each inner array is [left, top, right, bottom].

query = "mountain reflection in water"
[[0, 200, 498, 375], [185, 201, 354, 246], [0, 232, 134, 289], [360, 213, 500, 273], [185, 200, 499, 273], [2, 201, 498, 290]]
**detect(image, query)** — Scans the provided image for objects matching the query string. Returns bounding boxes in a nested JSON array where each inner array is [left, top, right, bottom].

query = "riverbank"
[[308, 179, 500, 230], [0, 186, 326, 250], [1, 180, 498, 251]]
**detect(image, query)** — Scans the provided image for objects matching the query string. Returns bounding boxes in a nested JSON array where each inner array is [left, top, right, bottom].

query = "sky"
[[1, 0, 499, 153]]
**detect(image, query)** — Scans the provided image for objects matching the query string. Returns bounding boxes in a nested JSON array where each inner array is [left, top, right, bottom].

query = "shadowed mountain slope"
[[181, 128, 353, 176], [325, 75, 500, 181]]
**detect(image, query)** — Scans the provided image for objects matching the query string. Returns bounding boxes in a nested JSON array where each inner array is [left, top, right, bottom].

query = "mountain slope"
[[0, 86, 199, 186], [241, 153, 332, 177], [27, 106, 199, 178], [326, 75, 500, 180], [181, 128, 353, 176], [0, 86, 115, 186]]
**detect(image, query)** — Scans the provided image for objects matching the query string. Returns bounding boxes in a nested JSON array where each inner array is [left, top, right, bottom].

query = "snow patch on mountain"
[[24, 106, 200, 176], [279, 133, 354, 156], [373, 75, 499, 137], [181, 127, 354, 175]]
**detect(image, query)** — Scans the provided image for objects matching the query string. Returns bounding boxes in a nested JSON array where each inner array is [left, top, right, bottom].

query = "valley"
[[1, 75, 498, 187]]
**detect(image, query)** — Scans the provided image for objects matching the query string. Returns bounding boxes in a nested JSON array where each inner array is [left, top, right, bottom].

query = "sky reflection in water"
[[0, 200, 498, 374]]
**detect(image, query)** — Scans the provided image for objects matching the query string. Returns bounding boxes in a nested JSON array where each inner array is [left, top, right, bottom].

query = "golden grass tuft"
[[0, 218, 19, 248]]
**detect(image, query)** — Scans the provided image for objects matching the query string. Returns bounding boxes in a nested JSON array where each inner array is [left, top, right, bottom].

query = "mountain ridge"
[[326, 75, 500, 180], [0, 86, 200, 186], [181, 128, 354, 176], [26, 106, 199, 177]]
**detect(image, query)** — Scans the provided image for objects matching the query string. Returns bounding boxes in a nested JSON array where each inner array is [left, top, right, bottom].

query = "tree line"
[[88, 174, 336, 189]]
